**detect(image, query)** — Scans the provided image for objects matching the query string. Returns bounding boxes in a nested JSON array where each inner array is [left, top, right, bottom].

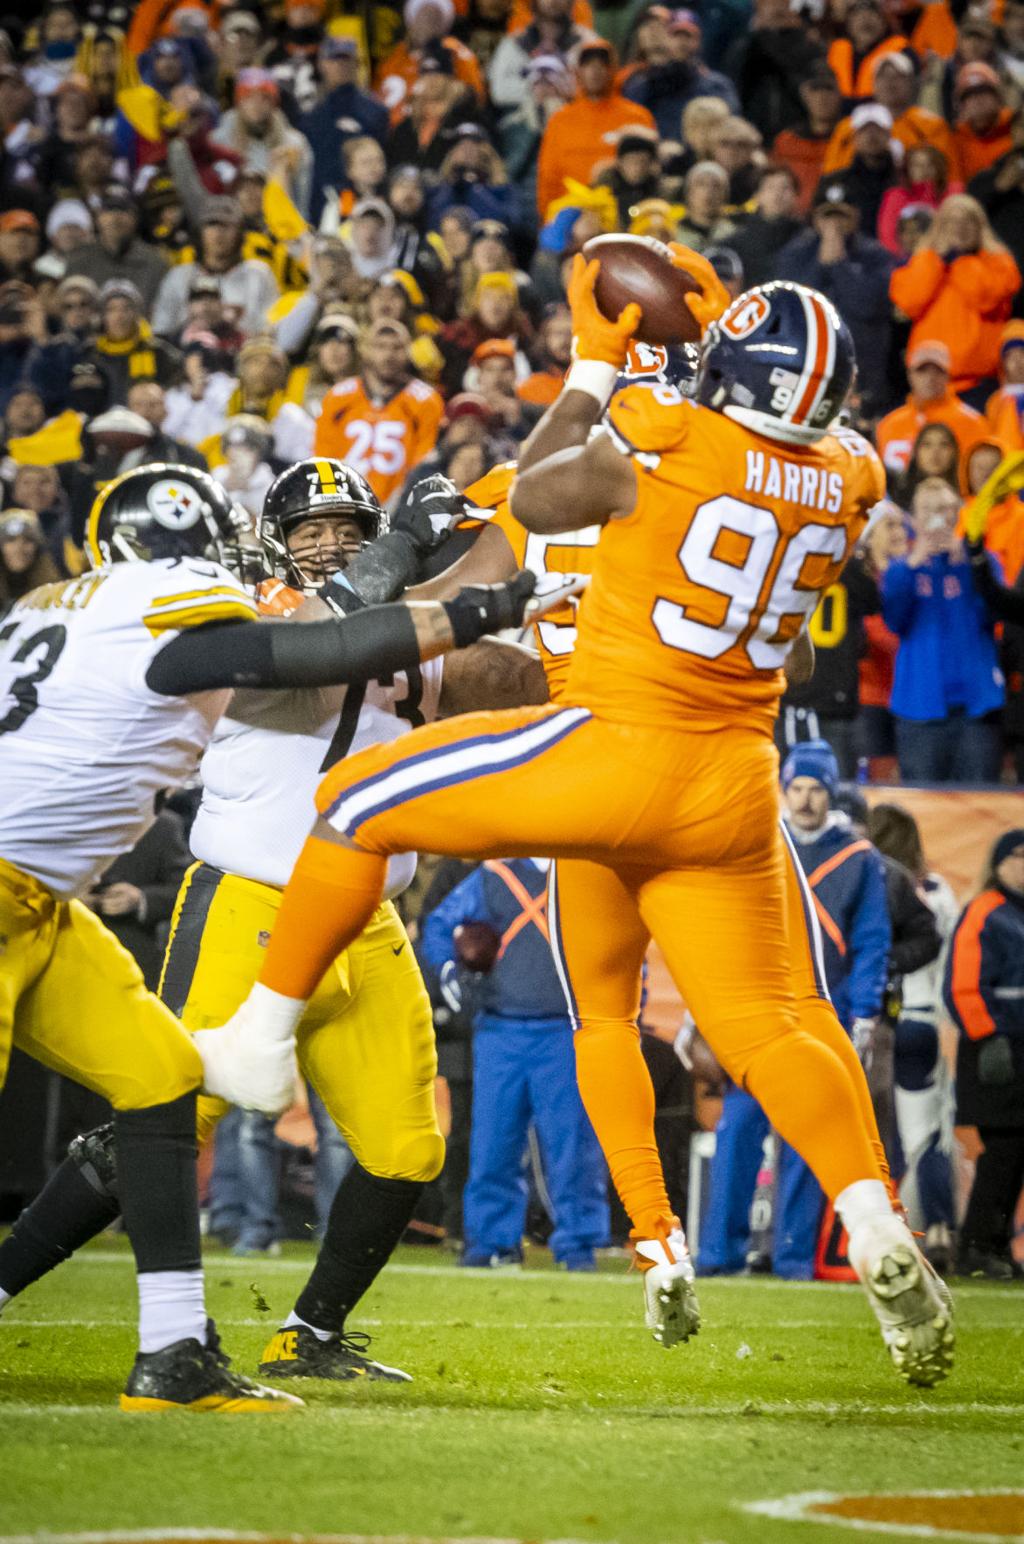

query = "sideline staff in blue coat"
[[420, 856, 609, 1270]]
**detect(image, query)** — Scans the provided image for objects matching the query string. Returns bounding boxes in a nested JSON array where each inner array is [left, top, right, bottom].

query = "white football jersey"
[[190, 660, 444, 895], [0, 559, 258, 899]]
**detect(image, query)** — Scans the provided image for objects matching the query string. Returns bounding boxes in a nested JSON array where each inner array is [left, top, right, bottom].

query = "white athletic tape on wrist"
[[565, 359, 619, 405], [249, 981, 306, 1042]]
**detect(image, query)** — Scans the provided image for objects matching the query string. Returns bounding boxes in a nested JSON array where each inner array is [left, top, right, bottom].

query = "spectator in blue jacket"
[[301, 38, 390, 225], [419, 856, 609, 1270], [944, 828, 1024, 1279], [621, 10, 738, 141], [775, 177, 897, 416], [425, 126, 526, 245], [700, 741, 891, 1279], [883, 477, 1005, 784]]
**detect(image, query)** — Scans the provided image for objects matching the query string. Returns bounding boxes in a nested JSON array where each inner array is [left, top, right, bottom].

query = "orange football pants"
[[261, 704, 887, 1239]]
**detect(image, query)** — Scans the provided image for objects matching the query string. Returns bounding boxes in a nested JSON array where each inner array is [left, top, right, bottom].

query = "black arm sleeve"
[[885, 861, 942, 977], [336, 532, 420, 606], [144, 607, 422, 696], [966, 539, 1024, 625]]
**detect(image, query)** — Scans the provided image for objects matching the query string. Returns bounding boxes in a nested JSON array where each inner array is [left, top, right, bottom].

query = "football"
[[582, 233, 702, 347]]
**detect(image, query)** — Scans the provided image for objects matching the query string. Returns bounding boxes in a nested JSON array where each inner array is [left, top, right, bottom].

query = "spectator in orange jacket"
[[823, 52, 962, 181], [518, 302, 571, 405], [957, 432, 1024, 585], [952, 63, 1016, 183], [889, 194, 1022, 401], [375, 0, 485, 121], [772, 63, 844, 214], [827, 0, 909, 99], [875, 338, 986, 473], [534, 39, 656, 220], [985, 322, 1024, 452]]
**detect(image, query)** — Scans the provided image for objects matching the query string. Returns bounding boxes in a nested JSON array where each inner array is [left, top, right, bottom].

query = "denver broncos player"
[[0, 461, 542, 1406], [200, 261, 955, 1390]]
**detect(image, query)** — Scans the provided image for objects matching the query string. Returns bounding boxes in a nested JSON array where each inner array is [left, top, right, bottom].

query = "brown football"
[[581, 234, 701, 347]]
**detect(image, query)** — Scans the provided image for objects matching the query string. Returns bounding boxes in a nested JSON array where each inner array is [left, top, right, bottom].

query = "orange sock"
[[797, 997, 893, 1195], [261, 834, 385, 1001], [742, 1030, 887, 1200], [574, 1019, 676, 1241]]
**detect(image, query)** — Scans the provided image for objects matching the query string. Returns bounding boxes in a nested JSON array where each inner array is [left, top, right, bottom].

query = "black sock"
[[294, 1163, 423, 1335], [114, 1091, 201, 1274], [0, 1159, 120, 1298]]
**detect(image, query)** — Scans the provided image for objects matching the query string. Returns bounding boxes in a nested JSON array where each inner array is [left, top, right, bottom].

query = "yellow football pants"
[[159, 863, 443, 1181], [0, 855, 201, 1108]]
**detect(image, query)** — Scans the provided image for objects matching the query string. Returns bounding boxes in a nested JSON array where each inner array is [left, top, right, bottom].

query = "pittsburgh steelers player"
[[0, 459, 548, 1385], [0, 462, 538, 1410]]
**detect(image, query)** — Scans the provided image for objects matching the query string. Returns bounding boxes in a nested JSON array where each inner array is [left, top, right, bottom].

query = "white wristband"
[[565, 359, 619, 406], [248, 981, 306, 1042]]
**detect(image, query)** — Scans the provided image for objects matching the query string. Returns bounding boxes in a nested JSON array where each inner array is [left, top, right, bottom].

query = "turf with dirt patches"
[[0, 1239, 1021, 1544]]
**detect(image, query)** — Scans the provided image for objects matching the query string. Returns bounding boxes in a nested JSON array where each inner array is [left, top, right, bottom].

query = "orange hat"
[[955, 61, 1001, 102], [471, 337, 516, 365], [0, 210, 39, 234]]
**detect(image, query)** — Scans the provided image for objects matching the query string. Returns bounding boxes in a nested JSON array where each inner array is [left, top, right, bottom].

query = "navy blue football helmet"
[[697, 282, 855, 445], [616, 338, 699, 398]]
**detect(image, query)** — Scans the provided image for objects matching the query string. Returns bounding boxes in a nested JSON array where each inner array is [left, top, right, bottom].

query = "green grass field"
[[0, 1239, 1021, 1544]]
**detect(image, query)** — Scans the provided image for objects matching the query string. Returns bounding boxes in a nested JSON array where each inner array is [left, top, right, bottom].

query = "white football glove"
[[193, 987, 304, 1116]]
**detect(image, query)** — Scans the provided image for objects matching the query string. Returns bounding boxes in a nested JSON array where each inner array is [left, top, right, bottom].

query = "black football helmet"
[[258, 457, 386, 590], [697, 281, 855, 445], [86, 463, 250, 570]]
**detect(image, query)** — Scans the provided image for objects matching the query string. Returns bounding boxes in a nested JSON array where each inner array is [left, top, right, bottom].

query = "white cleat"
[[635, 1228, 701, 1349], [848, 1217, 955, 1388]]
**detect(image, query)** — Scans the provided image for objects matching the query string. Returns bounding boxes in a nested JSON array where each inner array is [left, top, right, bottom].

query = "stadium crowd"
[[0, 0, 1023, 781], [0, 0, 1022, 1299]]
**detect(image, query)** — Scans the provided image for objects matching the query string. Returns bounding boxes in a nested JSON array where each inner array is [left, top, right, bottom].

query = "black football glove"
[[443, 569, 537, 647], [392, 473, 469, 558]]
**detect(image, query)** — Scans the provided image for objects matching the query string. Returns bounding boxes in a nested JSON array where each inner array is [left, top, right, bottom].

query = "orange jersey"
[[562, 387, 885, 734], [465, 461, 601, 701], [314, 376, 443, 505]]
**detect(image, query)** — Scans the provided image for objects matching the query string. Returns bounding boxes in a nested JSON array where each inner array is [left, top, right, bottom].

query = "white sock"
[[284, 1308, 335, 1342], [0, 1287, 10, 1313], [835, 1179, 898, 1238], [137, 1269, 207, 1354]]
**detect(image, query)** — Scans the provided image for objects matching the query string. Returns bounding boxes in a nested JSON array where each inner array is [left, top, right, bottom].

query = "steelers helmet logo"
[[146, 479, 203, 530]]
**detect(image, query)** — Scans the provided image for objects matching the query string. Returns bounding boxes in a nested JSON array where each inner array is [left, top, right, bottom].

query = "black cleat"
[[259, 1324, 412, 1383], [121, 1334, 303, 1412]]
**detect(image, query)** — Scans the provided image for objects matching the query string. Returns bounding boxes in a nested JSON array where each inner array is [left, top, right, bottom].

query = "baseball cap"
[[872, 50, 915, 77], [235, 67, 279, 100], [955, 61, 1001, 101], [201, 195, 243, 225], [781, 739, 839, 796], [223, 414, 273, 452], [315, 311, 360, 341], [223, 9, 262, 34], [1000, 321, 1024, 357], [320, 34, 359, 58], [578, 39, 614, 62], [0, 210, 39, 234], [474, 271, 517, 300], [100, 278, 143, 307], [88, 407, 153, 440], [907, 339, 951, 371], [98, 185, 134, 214], [351, 196, 391, 221], [617, 127, 660, 156], [668, 8, 701, 33], [471, 337, 516, 365], [0, 510, 43, 543], [365, 318, 412, 344], [850, 102, 893, 133], [813, 176, 856, 212], [443, 391, 493, 425]]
